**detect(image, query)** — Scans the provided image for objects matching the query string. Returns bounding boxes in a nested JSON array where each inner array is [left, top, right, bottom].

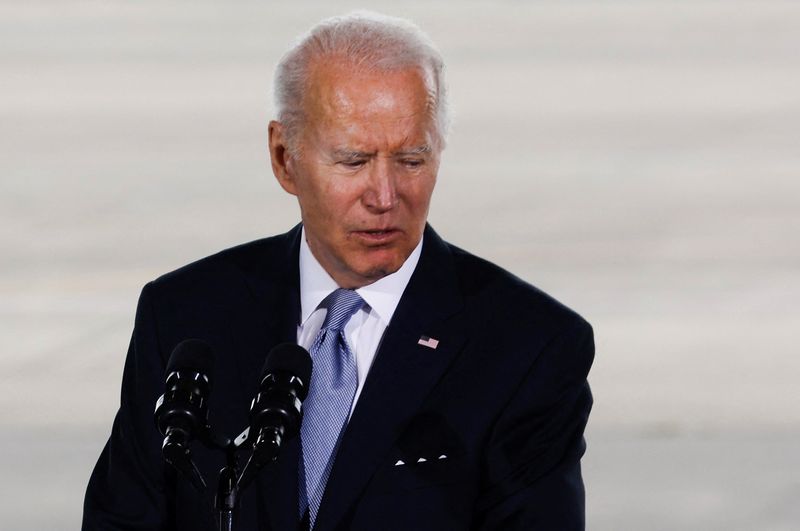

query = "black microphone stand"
[[215, 442, 239, 531], [162, 425, 247, 531], [200, 427, 249, 531], [197, 425, 284, 531]]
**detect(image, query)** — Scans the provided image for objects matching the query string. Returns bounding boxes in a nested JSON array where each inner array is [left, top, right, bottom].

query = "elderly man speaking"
[[84, 11, 594, 531]]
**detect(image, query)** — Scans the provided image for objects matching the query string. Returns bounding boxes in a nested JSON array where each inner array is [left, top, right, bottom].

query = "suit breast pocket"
[[366, 410, 473, 494], [367, 453, 464, 494], [353, 455, 477, 531]]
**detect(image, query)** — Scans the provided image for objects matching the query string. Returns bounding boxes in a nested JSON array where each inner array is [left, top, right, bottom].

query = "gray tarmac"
[[2, 1, 799, 529]]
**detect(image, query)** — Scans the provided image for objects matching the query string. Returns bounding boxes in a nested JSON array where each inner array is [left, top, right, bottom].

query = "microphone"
[[237, 343, 312, 489], [154, 338, 215, 491]]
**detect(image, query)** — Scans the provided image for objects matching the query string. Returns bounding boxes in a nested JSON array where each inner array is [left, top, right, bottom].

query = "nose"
[[362, 158, 398, 213]]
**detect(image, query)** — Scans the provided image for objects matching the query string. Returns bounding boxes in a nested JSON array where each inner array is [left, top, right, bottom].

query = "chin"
[[356, 259, 403, 283], [360, 264, 397, 281]]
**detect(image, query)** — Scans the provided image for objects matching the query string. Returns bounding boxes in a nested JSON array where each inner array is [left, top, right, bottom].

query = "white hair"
[[273, 11, 449, 153]]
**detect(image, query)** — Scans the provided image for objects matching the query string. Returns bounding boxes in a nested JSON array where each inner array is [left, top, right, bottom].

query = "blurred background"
[[2, 1, 798, 529]]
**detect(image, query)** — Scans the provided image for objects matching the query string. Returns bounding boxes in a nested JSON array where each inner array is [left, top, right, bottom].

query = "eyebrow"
[[394, 145, 432, 156], [331, 148, 374, 159], [330, 145, 432, 159]]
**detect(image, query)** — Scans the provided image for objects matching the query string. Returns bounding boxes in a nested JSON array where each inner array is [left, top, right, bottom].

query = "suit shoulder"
[[446, 242, 591, 334], [147, 229, 296, 296]]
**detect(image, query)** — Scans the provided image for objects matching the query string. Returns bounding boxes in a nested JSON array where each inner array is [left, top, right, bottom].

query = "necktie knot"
[[320, 288, 365, 331]]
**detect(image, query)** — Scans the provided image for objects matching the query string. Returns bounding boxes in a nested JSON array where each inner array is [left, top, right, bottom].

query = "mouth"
[[351, 228, 401, 244]]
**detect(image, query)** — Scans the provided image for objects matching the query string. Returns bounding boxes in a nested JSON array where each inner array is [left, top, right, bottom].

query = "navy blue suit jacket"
[[84, 224, 594, 530]]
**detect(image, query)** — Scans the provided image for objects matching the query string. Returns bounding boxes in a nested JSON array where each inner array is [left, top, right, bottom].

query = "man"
[[84, 12, 594, 531]]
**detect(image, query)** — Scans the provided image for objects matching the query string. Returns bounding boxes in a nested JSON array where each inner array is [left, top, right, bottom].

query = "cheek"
[[304, 184, 363, 231], [401, 177, 436, 211], [326, 178, 370, 211], [295, 172, 335, 214]]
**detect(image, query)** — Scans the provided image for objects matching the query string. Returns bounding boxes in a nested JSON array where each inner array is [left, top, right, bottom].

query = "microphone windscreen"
[[261, 343, 313, 398], [166, 338, 216, 379]]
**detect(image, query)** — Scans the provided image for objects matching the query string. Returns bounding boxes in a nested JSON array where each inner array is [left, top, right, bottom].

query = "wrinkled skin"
[[269, 58, 441, 288]]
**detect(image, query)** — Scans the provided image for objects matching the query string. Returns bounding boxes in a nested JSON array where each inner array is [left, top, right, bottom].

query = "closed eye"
[[401, 158, 424, 169], [339, 159, 367, 169]]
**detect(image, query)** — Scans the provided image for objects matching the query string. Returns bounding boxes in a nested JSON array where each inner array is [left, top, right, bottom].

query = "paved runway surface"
[[2, 1, 799, 529]]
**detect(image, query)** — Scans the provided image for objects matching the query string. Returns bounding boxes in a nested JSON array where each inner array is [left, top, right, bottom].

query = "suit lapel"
[[229, 225, 302, 393], [314, 226, 467, 531], [231, 225, 304, 531]]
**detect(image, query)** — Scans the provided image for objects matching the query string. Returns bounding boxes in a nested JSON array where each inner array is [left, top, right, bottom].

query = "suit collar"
[[240, 223, 302, 342], [391, 223, 463, 330]]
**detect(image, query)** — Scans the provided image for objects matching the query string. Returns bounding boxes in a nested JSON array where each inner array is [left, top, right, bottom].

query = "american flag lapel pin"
[[417, 335, 439, 349]]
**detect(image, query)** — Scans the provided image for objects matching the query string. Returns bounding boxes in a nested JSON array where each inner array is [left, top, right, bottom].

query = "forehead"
[[302, 58, 436, 146]]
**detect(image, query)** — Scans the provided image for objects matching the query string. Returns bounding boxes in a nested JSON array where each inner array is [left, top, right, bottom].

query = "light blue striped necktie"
[[299, 288, 365, 528]]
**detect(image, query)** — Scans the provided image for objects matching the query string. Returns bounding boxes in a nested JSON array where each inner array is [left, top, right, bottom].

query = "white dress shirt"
[[296, 229, 423, 416]]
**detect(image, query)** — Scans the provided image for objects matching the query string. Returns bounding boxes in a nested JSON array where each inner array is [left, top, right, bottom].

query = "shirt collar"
[[298, 227, 423, 327]]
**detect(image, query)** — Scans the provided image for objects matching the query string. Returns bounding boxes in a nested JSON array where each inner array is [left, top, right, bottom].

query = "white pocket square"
[[393, 454, 448, 466]]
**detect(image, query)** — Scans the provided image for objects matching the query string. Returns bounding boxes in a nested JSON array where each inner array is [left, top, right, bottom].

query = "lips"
[[352, 228, 401, 244]]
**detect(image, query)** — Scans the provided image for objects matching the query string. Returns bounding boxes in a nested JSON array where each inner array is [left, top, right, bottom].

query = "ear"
[[268, 120, 298, 196]]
